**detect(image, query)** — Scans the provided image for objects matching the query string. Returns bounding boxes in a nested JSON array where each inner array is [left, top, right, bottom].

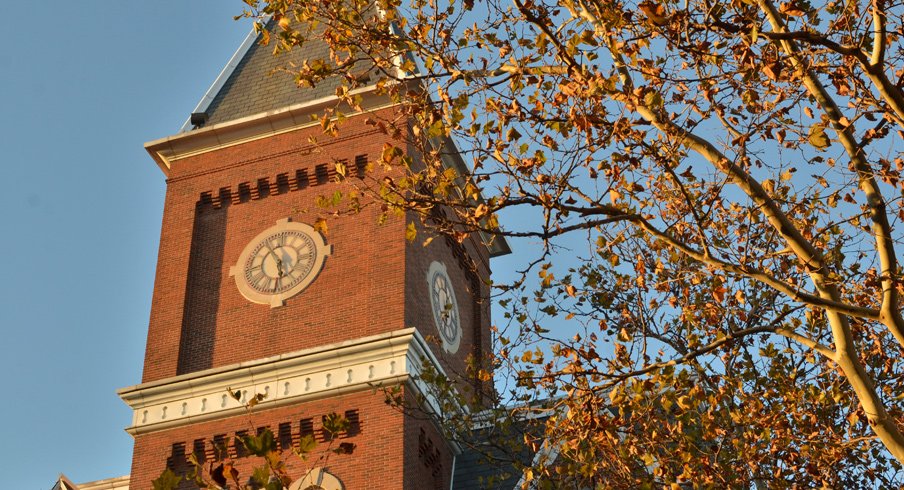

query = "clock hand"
[[264, 242, 278, 260], [263, 241, 286, 278]]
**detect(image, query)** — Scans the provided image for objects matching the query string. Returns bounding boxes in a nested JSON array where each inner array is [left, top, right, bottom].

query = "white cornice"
[[145, 85, 391, 177], [57, 475, 130, 490], [119, 328, 445, 435]]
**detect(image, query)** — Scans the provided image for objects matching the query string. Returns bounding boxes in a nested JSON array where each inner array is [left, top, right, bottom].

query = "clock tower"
[[118, 19, 508, 490]]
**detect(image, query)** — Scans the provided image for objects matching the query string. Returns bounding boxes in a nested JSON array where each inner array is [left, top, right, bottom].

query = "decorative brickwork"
[[196, 156, 366, 211], [163, 409, 360, 470]]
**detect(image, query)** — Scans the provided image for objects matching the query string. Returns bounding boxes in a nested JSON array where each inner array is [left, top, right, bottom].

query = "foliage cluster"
[[237, 0, 904, 485]]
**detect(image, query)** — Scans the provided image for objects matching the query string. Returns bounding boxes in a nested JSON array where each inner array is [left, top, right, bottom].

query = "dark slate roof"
[[453, 418, 547, 489], [454, 443, 529, 489], [204, 21, 346, 126]]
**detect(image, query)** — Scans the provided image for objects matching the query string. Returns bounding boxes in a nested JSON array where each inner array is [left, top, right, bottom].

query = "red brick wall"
[[129, 390, 407, 490], [142, 111, 408, 382], [403, 390, 455, 490]]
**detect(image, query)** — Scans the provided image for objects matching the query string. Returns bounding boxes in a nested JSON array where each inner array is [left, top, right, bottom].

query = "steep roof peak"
[[182, 18, 343, 131]]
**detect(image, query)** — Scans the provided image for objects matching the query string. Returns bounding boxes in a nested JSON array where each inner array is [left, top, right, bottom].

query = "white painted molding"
[[118, 328, 445, 435], [145, 85, 391, 176], [60, 475, 130, 490]]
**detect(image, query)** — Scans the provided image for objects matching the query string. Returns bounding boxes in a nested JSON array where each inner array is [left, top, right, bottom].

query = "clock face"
[[244, 230, 317, 294], [230, 218, 331, 307], [427, 261, 461, 354]]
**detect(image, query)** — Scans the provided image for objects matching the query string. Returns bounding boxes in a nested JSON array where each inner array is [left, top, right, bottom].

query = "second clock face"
[[427, 261, 461, 354], [244, 230, 317, 294]]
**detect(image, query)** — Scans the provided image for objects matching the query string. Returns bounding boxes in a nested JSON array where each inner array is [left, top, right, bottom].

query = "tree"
[[237, 0, 904, 486]]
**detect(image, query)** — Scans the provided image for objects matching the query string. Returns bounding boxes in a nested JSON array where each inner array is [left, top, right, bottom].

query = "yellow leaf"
[[808, 124, 830, 150], [565, 284, 577, 297], [406, 222, 417, 242], [314, 218, 329, 235]]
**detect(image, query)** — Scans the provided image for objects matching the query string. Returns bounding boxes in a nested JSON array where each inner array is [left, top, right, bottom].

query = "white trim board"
[[118, 328, 447, 435]]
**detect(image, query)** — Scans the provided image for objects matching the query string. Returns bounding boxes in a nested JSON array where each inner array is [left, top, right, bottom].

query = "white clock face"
[[230, 219, 331, 307], [245, 230, 316, 294], [427, 261, 461, 353]]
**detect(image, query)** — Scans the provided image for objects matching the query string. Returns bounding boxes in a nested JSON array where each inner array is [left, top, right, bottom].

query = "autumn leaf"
[[808, 124, 830, 150], [248, 392, 266, 407], [763, 61, 783, 81], [638, 1, 670, 25], [712, 285, 727, 303], [211, 464, 227, 488], [314, 217, 329, 235], [152, 469, 182, 490], [333, 442, 357, 455], [335, 161, 347, 178], [779, 1, 806, 15], [295, 434, 317, 456]]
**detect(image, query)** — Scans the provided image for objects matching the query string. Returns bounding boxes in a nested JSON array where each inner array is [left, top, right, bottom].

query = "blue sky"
[[0, 2, 253, 487]]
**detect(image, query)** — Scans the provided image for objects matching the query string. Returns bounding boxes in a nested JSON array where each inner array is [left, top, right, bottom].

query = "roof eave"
[[144, 84, 389, 177]]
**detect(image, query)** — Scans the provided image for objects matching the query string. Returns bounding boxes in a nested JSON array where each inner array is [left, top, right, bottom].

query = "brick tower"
[[117, 20, 508, 490]]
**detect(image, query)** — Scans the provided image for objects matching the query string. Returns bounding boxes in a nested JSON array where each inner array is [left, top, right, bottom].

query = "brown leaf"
[[565, 284, 577, 297], [638, 1, 670, 25], [779, 2, 806, 16], [762, 61, 783, 81], [713, 285, 727, 303], [210, 464, 227, 488]]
